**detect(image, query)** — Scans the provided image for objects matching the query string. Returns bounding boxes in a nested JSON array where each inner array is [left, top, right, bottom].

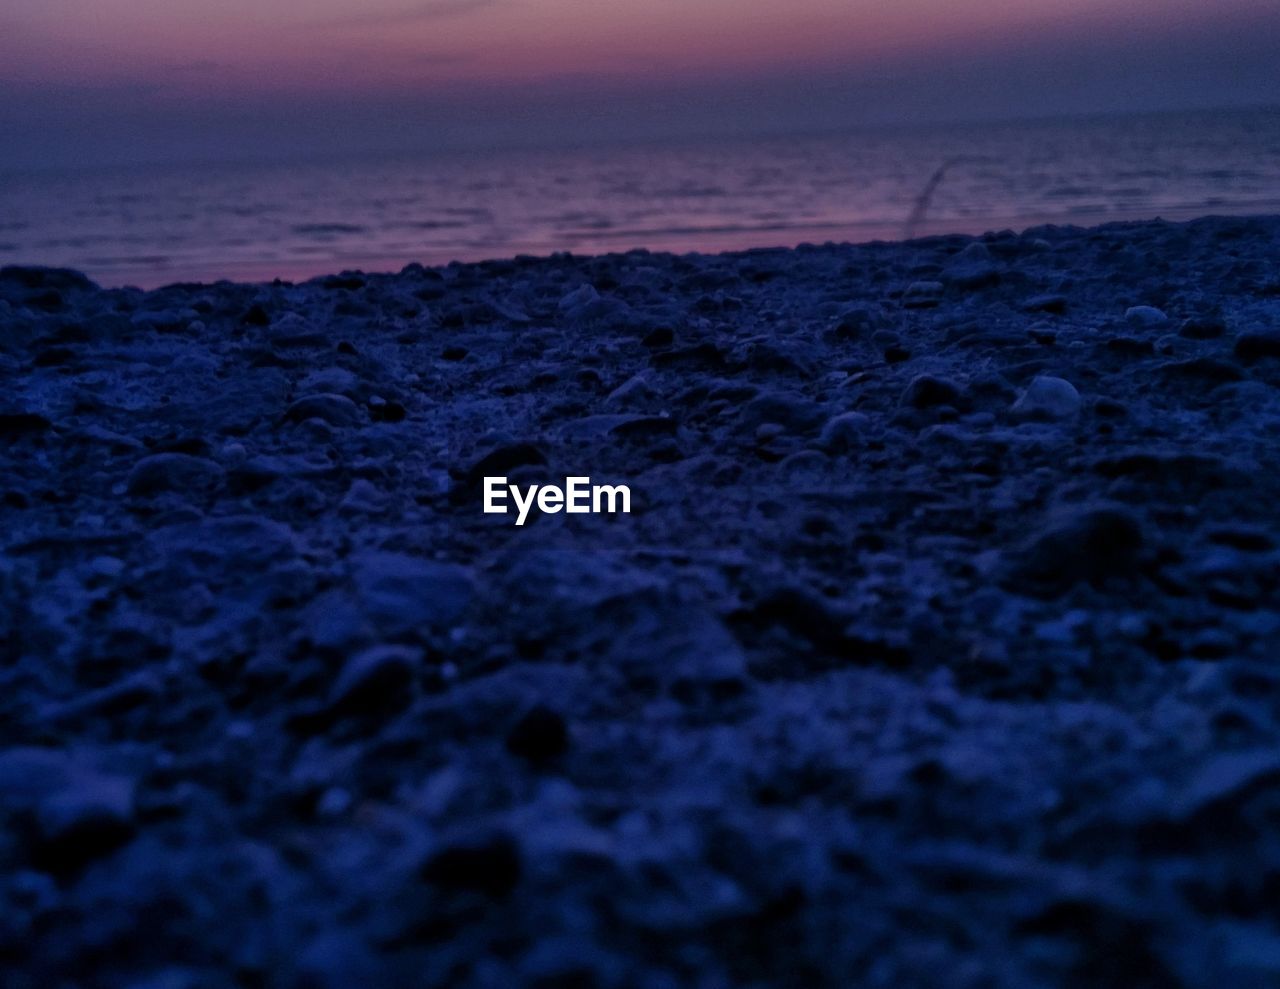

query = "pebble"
[[3, 218, 1279, 986], [505, 704, 569, 763], [738, 391, 826, 434], [1008, 504, 1145, 590], [903, 280, 944, 308], [339, 479, 388, 515], [1125, 305, 1169, 327], [1023, 293, 1067, 314], [818, 411, 872, 452], [1010, 375, 1081, 420], [901, 374, 964, 409], [605, 372, 660, 411], [328, 645, 418, 715], [351, 551, 474, 636], [0, 748, 135, 876], [126, 453, 226, 497], [421, 833, 522, 897], [1234, 329, 1280, 361], [284, 393, 363, 428], [1178, 316, 1226, 339]]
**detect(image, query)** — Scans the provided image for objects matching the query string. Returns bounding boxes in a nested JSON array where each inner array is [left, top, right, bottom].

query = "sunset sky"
[[3, 0, 1278, 167]]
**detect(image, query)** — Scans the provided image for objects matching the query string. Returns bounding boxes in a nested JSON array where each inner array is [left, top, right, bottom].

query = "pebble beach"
[[3, 214, 1280, 986]]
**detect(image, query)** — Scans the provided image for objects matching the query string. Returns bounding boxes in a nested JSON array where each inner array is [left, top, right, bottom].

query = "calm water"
[[3, 107, 1279, 288]]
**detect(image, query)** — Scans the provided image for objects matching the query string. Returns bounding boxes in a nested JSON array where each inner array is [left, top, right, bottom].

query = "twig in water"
[[904, 157, 962, 240]]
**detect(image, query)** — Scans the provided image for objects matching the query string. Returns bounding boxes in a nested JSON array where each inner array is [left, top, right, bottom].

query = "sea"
[[3, 106, 1278, 289]]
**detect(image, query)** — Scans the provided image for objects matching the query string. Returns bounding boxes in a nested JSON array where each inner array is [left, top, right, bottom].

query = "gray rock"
[[284, 393, 363, 428], [1234, 329, 1280, 361], [1011, 375, 1081, 420], [1178, 316, 1226, 339], [818, 411, 873, 452], [1007, 504, 1145, 590], [126, 453, 225, 497], [0, 748, 135, 873], [943, 244, 999, 289], [351, 551, 475, 636], [901, 374, 964, 409], [737, 391, 826, 434], [1023, 293, 1067, 314], [558, 284, 633, 325], [266, 312, 325, 346], [1158, 356, 1245, 385], [339, 478, 388, 515], [903, 280, 944, 308], [329, 644, 418, 714], [1125, 305, 1169, 327], [605, 372, 660, 411], [297, 367, 361, 397]]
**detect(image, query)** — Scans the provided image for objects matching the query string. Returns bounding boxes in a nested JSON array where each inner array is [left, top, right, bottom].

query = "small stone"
[[558, 284, 632, 324], [901, 374, 964, 409], [351, 551, 474, 636], [641, 325, 674, 348], [33, 777, 135, 875], [830, 306, 878, 340], [464, 442, 548, 489], [943, 244, 999, 289], [267, 312, 323, 346], [1158, 357, 1245, 385], [329, 645, 417, 715], [1008, 504, 1145, 591], [339, 479, 387, 515], [738, 391, 826, 434], [126, 453, 225, 497], [284, 393, 363, 428], [0, 411, 53, 437], [88, 555, 126, 579], [297, 367, 360, 396], [1170, 750, 1280, 822], [1179, 316, 1226, 339], [0, 748, 136, 876], [316, 787, 353, 818], [242, 303, 270, 326], [871, 329, 899, 351], [558, 283, 600, 314], [422, 833, 522, 897], [1023, 293, 1067, 314], [505, 704, 569, 763], [818, 412, 872, 453], [605, 372, 660, 411], [368, 397, 407, 423], [1125, 305, 1169, 328], [1010, 376, 1081, 420], [903, 281, 944, 308], [1234, 330, 1280, 362]]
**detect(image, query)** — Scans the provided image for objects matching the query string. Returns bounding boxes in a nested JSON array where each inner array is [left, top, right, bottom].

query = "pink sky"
[[4, 0, 1273, 92], [2, 0, 1277, 167]]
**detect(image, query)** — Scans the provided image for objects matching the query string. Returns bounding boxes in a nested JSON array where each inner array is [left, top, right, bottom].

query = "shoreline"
[[3, 213, 1280, 985], [13, 204, 1280, 291]]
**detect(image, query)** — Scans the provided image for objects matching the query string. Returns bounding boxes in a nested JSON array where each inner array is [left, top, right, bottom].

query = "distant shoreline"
[[5, 105, 1277, 290], [11, 207, 1280, 292]]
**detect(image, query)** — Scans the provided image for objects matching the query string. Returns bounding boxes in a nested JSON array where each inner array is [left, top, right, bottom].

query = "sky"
[[2, 0, 1279, 168]]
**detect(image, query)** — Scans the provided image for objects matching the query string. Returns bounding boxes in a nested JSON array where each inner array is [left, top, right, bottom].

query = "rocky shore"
[[3, 215, 1280, 987]]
